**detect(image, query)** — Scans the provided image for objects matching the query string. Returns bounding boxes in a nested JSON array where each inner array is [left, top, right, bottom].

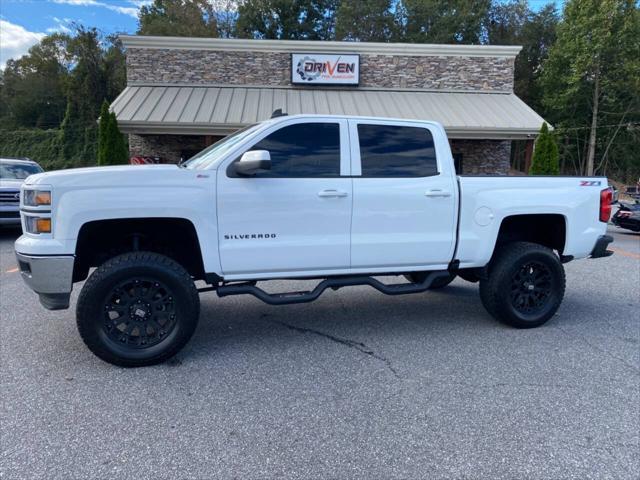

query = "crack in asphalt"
[[270, 319, 401, 379], [555, 325, 639, 374]]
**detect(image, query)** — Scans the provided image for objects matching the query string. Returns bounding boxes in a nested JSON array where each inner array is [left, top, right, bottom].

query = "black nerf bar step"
[[216, 271, 452, 306]]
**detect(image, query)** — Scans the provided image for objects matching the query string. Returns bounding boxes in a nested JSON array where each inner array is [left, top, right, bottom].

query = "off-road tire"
[[77, 251, 200, 367], [479, 242, 565, 328]]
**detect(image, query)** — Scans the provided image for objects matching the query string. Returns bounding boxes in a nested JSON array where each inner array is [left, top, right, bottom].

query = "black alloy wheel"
[[103, 277, 178, 349], [479, 242, 565, 328], [509, 261, 553, 316], [77, 252, 200, 367]]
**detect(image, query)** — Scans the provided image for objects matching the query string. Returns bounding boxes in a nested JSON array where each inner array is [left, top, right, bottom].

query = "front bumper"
[[590, 234, 614, 259], [15, 252, 74, 310]]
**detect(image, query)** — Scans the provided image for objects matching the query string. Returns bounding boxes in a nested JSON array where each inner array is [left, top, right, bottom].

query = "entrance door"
[[217, 119, 352, 277], [349, 120, 458, 269]]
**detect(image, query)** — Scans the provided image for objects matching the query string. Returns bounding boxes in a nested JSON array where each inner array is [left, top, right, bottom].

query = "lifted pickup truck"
[[15, 114, 614, 367]]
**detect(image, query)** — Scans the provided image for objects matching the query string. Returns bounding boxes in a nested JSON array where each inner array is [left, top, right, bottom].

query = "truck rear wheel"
[[479, 242, 565, 328], [76, 252, 200, 367]]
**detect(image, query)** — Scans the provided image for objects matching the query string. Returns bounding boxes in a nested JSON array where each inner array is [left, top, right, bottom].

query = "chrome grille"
[[0, 190, 20, 206]]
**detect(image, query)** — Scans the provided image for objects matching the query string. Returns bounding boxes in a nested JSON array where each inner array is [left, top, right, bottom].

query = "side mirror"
[[235, 150, 271, 176]]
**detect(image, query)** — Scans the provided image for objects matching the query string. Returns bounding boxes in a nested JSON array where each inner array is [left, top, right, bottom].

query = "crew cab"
[[15, 114, 614, 367]]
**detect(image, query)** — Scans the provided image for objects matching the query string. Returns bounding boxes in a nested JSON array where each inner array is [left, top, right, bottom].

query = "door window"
[[230, 122, 341, 177], [357, 124, 437, 177]]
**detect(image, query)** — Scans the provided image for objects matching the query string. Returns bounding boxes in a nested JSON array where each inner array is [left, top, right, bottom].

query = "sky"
[[0, 0, 563, 69], [0, 0, 146, 68]]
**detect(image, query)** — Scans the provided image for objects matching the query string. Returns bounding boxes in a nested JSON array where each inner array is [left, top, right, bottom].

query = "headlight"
[[24, 216, 52, 234], [23, 190, 51, 207]]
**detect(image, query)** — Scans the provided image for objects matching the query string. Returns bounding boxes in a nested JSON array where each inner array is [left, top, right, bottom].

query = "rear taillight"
[[600, 188, 613, 222]]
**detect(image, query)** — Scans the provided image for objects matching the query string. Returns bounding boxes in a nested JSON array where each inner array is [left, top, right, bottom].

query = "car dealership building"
[[112, 35, 547, 174]]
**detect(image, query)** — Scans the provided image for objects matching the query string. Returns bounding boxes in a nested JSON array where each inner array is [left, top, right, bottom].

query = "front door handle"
[[318, 189, 348, 198], [424, 189, 452, 198]]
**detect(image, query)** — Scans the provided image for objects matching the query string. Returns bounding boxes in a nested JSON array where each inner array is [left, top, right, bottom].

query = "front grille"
[[0, 211, 20, 219], [0, 190, 20, 206]]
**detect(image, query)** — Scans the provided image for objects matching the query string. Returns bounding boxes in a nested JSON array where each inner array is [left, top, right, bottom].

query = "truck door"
[[348, 119, 458, 269], [216, 119, 352, 278]]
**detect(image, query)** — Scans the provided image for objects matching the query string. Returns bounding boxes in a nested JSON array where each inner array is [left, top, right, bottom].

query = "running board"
[[216, 271, 451, 306]]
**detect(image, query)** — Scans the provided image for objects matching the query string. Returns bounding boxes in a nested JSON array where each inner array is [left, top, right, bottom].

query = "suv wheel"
[[76, 252, 200, 367], [479, 242, 565, 328]]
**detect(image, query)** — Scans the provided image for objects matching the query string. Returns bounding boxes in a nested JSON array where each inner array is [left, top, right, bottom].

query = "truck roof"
[[265, 113, 444, 130], [0, 157, 38, 165]]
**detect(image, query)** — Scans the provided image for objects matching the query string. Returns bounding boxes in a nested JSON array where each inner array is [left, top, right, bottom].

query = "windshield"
[[0, 162, 43, 180], [182, 124, 261, 170]]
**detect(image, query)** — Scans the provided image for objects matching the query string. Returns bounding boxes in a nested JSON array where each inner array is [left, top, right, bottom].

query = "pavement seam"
[[269, 319, 401, 379], [555, 325, 640, 374]]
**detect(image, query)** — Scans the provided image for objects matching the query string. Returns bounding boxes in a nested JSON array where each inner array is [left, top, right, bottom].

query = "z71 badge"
[[580, 180, 601, 186]]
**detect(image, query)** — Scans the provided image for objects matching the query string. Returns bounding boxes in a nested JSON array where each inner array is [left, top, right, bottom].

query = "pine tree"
[[112, 111, 129, 164], [99, 111, 129, 166], [529, 123, 560, 175]]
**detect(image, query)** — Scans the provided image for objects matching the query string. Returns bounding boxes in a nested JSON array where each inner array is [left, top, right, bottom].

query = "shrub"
[[529, 122, 560, 175]]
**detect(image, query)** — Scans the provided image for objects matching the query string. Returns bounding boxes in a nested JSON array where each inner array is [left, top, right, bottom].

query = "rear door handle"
[[318, 189, 348, 198], [424, 189, 452, 198]]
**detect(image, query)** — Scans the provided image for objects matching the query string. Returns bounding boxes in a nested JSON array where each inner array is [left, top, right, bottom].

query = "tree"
[[98, 107, 128, 166], [529, 123, 559, 175], [97, 101, 110, 166], [60, 27, 106, 165], [138, 0, 218, 37], [0, 33, 70, 129], [335, 0, 397, 42], [540, 0, 639, 176], [485, 1, 558, 112], [401, 0, 490, 44], [103, 35, 127, 102], [236, 0, 338, 40]]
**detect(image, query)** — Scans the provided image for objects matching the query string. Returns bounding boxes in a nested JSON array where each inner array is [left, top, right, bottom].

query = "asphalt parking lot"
[[1, 225, 638, 479]]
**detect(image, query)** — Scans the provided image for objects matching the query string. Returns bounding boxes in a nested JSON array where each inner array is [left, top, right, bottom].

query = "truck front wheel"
[[76, 252, 200, 367], [479, 242, 565, 328]]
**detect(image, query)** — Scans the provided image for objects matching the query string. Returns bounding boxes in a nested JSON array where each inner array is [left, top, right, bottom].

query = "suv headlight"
[[23, 190, 51, 207]]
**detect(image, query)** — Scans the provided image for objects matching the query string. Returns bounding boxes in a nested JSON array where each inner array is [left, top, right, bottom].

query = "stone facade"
[[124, 40, 520, 173], [129, 134, 219, 163], [126, 48, 514, 92], [450, 140, 511, 175]]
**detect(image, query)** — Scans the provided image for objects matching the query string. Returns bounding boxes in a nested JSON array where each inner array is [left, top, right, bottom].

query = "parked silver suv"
[[0, 158, 44, 226]]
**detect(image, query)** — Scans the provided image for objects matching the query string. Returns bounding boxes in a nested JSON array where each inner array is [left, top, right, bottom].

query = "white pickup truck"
[[15, 114, 614, 367]]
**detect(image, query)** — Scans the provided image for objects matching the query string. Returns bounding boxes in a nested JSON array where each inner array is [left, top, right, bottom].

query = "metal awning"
[[111, 84, 546, 140]]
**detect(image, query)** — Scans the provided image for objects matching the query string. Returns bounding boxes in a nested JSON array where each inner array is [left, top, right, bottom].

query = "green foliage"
[[138, 0, 218, 37], [97, 101, 110, 166], [236, 0, 338, 40], [335, 0, 397, 42], [0, 129, 66, 170], [0, 34, 70, 129], [529, 123, 560, 175], [540, 0, 639, 179], [486, 1, 558, 112], [98, 108, 129, 166], [402, 0, 490, 44]]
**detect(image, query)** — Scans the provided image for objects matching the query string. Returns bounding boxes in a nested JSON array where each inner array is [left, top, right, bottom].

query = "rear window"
[[357, 124, 437, 177]]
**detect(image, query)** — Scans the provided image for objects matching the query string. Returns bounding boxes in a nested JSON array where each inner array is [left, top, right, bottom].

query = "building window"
[[357, 124, 438, 177]]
